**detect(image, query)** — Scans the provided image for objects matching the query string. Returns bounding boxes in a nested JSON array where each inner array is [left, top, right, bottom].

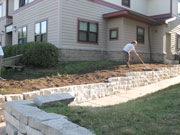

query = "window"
[[122, 0, 130, 7], [18, 26, 27, 44], [35, 20, 47, 42], [0, 4, 2, 18], [109, 28, 118, 40], [19, 0, 28, 8], [137, 26, 145, 43], [177, 34, 180, 49], [78, 20, 98, 43]]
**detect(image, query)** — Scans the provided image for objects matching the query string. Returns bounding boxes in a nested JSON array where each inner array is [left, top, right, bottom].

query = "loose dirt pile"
[[0, 64, 173, 95]]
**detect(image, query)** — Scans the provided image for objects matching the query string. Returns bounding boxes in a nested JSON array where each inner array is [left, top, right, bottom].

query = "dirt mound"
[[0, 64, 172, 95]]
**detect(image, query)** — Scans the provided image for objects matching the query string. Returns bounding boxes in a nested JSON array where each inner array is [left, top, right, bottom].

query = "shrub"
[[3, 42, 59, 67]]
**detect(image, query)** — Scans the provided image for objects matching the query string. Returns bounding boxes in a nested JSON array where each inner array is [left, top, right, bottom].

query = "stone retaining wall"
[[0, 66, 180, 123], [4, 96, 93, 135]]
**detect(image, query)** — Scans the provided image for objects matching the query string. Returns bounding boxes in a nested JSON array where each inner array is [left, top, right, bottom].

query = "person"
[[122, 41, 139, 68], [0, 44, 5, 80]]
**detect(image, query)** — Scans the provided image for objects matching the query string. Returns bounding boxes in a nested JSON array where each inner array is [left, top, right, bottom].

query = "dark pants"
[[123, 51, 130, 65]]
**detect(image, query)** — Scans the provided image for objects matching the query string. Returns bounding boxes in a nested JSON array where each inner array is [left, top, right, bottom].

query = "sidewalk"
[[72, 75, 180, 107]]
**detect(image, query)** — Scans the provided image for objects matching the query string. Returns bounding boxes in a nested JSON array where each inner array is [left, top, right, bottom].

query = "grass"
[[41, 84, 180, 135], [1, 61, 122, 80]]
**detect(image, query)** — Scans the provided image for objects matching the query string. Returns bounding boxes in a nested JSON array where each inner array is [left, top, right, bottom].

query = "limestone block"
[[5, 94, 23, 101], [0, 103, 5, 109], [28, 112, 66, 131], [0, 95, 5, 103], [4, 111, 19, 130], [5, 111, 27, 134], [6, 123, 18, 135], [26, 126, 43, 135], [33, 93, 74, 107], [40, 88, 61, 96], [4, 102, 42, 125], [4, 100, 35, 115], [0, 126, 6, 134], [22, 91, 41, 100], [0, 115, 5, 122], [41, 119, 93, 135], [17, 132, 24, 135]]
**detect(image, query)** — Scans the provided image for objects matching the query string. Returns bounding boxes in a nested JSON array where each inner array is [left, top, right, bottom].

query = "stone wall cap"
[[33, 93, 75, 107]]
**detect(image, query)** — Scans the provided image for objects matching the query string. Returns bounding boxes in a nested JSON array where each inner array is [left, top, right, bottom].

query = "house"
[[0, 0, 180, 63]]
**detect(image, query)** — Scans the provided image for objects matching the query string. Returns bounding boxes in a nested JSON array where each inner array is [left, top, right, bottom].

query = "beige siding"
[[0, 18, 6, 46], [8, 0, 13, 16], [104, 0, 147, 15], [60, 0, 117, 51], [164, 17, 180, 54], [104, 0, 171, 16], [106, 18, 124, 51], [14, 0, 18, 10], [147, 0, 170, 16], [172, 0, 178, 16], [107, 18, 150, 53], [150, 25, 164, 54], [0, 0, 6, 17], [13, 0, 59, 47]]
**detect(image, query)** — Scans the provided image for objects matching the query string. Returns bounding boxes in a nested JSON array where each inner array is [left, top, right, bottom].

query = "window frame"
[[136, 26, 145, 44], [19, 0, 29, 8], [18, 26, 27, 44], [0, 4, 2, 18], [34, 19, 48, 42], [122, 0, 130, 8], [109, 28, 119, 40], [77, 18, 99, 44], [177, 34, 180, 50]]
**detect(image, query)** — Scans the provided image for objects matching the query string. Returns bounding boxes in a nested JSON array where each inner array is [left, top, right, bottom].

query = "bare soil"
[[0, 64, 173, 95]]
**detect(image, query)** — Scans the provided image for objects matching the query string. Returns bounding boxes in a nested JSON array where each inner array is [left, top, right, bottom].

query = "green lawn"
[[1, 61, 122, 80], [41, 84, 180, 135]]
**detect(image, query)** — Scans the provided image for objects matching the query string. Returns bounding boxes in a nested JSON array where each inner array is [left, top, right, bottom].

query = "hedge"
[[3, 42, 59, 67]]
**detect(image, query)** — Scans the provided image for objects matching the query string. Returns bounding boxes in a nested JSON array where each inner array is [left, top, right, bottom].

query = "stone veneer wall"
[[59, 49, 169, 63], [59, 49, 152, 62], [0, 66, 180, 123]]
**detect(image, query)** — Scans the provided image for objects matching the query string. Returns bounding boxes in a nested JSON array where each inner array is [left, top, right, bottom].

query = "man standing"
[[0, 44, 5, 80], [123, 41, 139, 68]]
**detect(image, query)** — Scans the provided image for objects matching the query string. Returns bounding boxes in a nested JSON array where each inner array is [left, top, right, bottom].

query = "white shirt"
[[0, 46, 4, 56], [123, 43, 135, 53]]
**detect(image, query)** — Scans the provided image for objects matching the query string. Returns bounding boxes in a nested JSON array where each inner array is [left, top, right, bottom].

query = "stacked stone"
[[0, 66, 180, 123], [0, 95, 5, 123], [4, 94, 93, 135], [109, 66, 180, 87]]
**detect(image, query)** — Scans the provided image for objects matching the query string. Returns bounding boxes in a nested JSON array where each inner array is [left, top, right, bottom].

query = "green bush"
[[3, 42, 59, 67]]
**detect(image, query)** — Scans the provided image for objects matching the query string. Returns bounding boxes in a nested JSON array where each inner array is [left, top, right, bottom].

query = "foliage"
[[3, 42, 59, 67]]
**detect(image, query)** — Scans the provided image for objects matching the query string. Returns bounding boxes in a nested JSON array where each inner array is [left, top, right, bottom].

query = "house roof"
[[103, 10, 168, 25]]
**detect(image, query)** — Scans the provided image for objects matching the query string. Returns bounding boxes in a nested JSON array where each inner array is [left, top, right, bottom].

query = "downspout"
[[148, 26, 152, 62]]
